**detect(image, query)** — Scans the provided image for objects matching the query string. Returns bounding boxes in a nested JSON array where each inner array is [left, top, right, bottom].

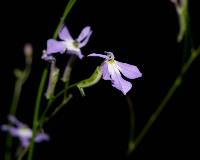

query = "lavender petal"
[[100, 63, 111, 80], [1, 125, 19, 137], [9, 127, 20, 137], [116, 61, 142, 79], [8, 115, 24, 127], [20, 138, 30, 148], [77, 26, 92, 42], [108, 64, 132, 95], [47, 39, 66, 54], [88, 53, 108, 59], [35, 133, 50, 143], [59, 25, 73, 41], [78, 30, 92, 48]]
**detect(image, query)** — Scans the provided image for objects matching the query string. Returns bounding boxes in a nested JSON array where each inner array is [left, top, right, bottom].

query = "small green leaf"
[[76, 66, 102, 96]]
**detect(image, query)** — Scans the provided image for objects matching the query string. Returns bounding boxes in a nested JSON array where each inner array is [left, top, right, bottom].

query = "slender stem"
[[25, 1, 78, 159], [38, 0, 77, 126], [39, 99, 53, 127], [10, 58, 32, 115], [15, 95, 72, 160], [48, 83, 77, 106], [4, 136, 12, 160], [39, 83, 76, 126], [181, 9, 193, 66], [17, 147, 28, 160], [10, 80, 22, 115], [53, 0, 77, 39], [62, 55, 77, 97], [18, 95, 73, 160], [27, 69, 48, 160], [5, 55, 32, 160], [182, 13, 189, 64], [132, 47, 200, 152], [45, 94, 73, 123], [126, 95, 136, 155], [5, 79, 23, 160], [39, 0, 77, 125]]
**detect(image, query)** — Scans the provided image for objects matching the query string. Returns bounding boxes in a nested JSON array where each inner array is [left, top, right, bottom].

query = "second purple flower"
[[43, 25, 92, 60]]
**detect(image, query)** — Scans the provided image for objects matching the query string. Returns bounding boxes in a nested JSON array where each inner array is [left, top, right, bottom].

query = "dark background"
[[0, 0, 200, 159]]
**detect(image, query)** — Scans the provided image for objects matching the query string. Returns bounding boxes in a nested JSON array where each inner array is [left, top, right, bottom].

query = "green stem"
[[26, 1, 77, 159], [126, 95, 136, 155], [131, 47, 200, 152], [62, 55, 77, 97], [10, 80, 23, 115], [27, 68, 48, 160], [16, 95, 72, 160], [49, 81, 77, 105], [39, 0, 77, 126], [5, 56, 32, 160], [182, 13, 189, 63], [181, 8, 193, 66], [39, 83, 76, 126], [38, 0, 77, 128], [19, 94, 73, 160], [5, 80, 24, 160], [10, 58, 32, 115], [39, 99, 53, 127], [17, 147, 28, 160], [53, 83, 77, 101], [41, 54, 87, 123], [45, 94, 73, 123], [53, 0, 77, 39], [4, 136, 13, 160]]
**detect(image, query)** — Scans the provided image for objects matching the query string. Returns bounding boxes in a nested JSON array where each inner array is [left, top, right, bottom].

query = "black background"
[[0, 0, 200, 159]]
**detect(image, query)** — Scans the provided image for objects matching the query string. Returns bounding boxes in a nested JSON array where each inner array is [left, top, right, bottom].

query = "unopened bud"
[[24, 43, 33, 57], [45, 63, 60, 99], [24, 43, 33, 65]]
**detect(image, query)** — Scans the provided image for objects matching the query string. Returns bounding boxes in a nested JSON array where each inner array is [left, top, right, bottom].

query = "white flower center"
[[107, 61, 120, 76], [65, 40, 80, 52], [18, 127, 32, 138]]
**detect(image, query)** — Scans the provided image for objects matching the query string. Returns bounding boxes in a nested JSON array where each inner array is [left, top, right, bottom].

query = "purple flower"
[[42, 25, 92, 61], [88, 52, 142, 95], [1, 115, 49, 148]]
